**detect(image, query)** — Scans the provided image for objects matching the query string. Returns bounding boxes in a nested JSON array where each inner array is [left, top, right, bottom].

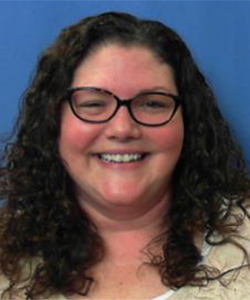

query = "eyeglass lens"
[[70, 88, 177, 126]]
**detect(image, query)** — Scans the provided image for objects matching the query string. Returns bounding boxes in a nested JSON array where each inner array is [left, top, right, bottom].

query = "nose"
[[104, 106, 142, 141]]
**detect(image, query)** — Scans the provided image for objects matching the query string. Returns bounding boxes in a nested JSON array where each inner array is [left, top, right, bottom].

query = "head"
[[6, 9, 249, 251], [17, 11, 240, 219], [14, 11, 210, 204]]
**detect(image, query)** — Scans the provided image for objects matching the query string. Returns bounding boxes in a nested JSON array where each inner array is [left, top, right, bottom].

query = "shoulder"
[[170, 211, 250, 300], [170, 265, 250, 300], [0, 273, 66, 300], [0, 273, 9, 294], [206, 209, 250, 269]]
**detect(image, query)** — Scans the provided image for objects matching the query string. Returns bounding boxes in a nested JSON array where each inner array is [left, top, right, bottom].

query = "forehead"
[[71, 44, 177, 96]]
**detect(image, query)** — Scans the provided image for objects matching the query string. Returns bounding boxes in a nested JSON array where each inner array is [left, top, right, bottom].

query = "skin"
[[59, 44, 184, 299], [59, 44, 184, 223]]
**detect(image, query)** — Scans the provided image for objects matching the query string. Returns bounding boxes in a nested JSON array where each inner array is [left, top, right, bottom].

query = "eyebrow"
[[135, 86, 178, 95], [70, 86, 178, 98]]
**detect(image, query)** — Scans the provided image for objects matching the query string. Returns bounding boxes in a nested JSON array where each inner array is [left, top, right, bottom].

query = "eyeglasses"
[[67, 87, 183, 127]]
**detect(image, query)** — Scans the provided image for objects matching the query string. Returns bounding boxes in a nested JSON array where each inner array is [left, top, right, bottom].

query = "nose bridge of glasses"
[[113, 96, 136, 121], [116, 96, 133, 107]]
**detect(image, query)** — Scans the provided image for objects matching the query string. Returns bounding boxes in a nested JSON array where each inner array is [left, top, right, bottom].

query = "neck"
[[80, 192, 169, 232], [79, 194, 170, 264]]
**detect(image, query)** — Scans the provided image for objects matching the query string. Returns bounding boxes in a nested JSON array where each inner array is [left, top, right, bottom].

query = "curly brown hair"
[[0, 11, 250, 299]]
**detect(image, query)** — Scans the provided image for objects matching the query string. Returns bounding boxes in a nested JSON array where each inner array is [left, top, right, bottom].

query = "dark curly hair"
[[1, 11, 250, 299]]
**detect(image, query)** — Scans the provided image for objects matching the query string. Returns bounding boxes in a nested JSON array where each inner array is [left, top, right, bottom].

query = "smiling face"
[[59, 44, 184, 221]]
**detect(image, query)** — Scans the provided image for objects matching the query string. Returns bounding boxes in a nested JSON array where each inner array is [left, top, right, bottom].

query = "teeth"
[[99, 153, 143, 163]]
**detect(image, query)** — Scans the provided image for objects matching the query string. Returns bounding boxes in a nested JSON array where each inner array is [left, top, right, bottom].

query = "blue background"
[[0, 1, 249, 169]]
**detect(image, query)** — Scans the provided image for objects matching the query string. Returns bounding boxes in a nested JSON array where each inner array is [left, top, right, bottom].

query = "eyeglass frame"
[[66, 86, 183, 127]]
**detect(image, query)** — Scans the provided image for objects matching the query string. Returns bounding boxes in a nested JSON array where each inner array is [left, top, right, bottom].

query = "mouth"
[[96, 153, 148, 164]]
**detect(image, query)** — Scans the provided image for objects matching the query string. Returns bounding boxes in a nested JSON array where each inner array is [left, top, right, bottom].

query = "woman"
[[0, 11, 250, 300]]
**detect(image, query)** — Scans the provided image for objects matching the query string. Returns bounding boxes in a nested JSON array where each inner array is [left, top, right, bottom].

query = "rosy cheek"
[[59, 108, 104, 155], [149, 120, 184, 152]]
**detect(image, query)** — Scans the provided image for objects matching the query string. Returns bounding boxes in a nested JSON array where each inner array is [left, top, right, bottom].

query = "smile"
[[98, 153, 146, 163]]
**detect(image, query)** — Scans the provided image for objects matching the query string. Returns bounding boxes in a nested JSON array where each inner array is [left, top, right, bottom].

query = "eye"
[[136, 99, 172, 111], [143, 100, 169, 108], [76, 100, 109, 117], [77, 100, 108, 108]]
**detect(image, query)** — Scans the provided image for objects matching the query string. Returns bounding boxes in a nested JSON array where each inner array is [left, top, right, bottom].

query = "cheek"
[[149, 117, 184, 181], [58, 108, 102, 158], [61, 126, 90, 153], [151, 117, 184, 155]]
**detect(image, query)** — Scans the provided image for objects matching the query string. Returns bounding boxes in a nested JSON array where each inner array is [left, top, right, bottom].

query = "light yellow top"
[[1, 216, 250, 300]]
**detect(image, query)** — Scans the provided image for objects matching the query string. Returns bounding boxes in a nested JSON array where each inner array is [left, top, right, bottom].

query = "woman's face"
[[59, 44, 184, 219]]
